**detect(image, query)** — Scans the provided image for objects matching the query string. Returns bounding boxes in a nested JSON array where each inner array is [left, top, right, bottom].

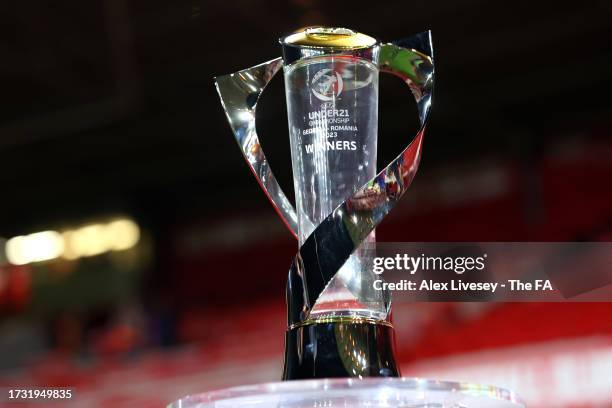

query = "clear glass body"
[[167, 378, 525, 408], [284, 55, 385, 319]]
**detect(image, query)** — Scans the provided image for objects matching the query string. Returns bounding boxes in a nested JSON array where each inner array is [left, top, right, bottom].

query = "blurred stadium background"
[[1, 0, 612, 406]]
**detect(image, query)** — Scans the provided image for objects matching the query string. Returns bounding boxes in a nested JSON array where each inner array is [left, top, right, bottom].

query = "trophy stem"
[[282, 317, 400, 380]]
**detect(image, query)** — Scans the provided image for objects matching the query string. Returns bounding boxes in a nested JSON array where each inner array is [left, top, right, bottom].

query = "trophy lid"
[[280, 27, 378, 65], [281, 27, 377, 49]]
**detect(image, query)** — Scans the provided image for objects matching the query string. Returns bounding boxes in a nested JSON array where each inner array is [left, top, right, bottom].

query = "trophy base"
[[282, 317, 399, 380], [168, 378, 525, 407]]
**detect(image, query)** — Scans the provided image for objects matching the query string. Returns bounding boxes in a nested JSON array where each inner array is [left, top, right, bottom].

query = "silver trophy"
[[215, 27, 434, 380]]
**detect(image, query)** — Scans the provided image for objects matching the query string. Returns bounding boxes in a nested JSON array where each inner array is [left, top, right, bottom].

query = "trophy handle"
[[214, 58, 299, 239], [287, 32, 435, 325], [380, 32, 435, 126]]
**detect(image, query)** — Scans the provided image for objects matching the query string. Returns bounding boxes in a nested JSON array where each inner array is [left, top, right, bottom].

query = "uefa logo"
[[311, 69, 343, 101]]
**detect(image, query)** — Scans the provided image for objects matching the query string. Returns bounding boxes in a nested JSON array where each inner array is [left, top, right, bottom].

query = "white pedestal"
[[168, 378, 525, 407]]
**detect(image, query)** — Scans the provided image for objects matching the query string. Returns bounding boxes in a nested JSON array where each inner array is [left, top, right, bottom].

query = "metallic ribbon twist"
[[215, 31, 434, 327]]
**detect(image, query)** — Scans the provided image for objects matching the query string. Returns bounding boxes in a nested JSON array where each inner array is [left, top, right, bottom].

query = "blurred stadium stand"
[[1, 0, 612, 406]]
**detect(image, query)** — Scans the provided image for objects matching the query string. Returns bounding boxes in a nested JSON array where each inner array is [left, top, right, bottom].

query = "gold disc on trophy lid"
[[282, 26, 377, 49]]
